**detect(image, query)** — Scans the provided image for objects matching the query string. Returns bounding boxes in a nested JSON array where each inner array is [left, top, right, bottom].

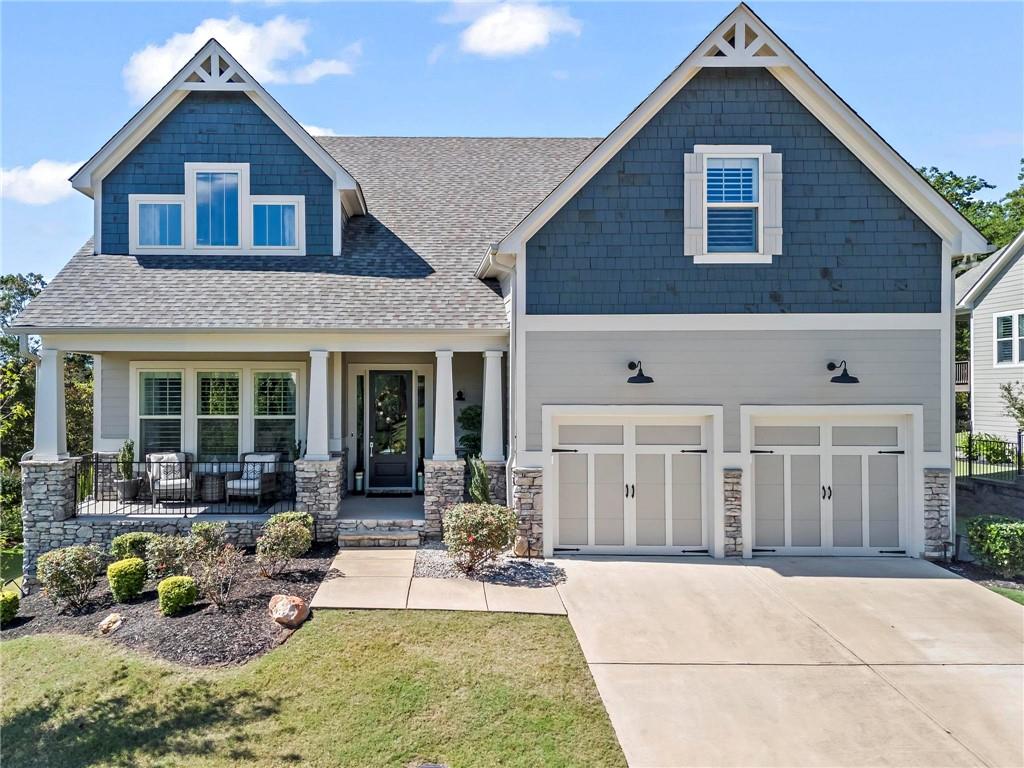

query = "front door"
[[369, 370, 412, 488]]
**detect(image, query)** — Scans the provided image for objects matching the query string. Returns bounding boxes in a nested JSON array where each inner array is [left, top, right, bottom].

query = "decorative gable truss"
[[698, 17, 784, 66], [71, 39, 366, 256]]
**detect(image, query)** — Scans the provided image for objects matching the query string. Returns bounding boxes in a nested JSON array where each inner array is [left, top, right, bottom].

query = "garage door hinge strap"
[[750, 449, 775, 454], [877, 450, 905, 454], [679, 448, 708, 453], [552, 448, 578, 453]]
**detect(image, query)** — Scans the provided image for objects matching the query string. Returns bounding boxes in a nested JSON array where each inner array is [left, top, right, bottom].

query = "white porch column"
[[33, 347, 68, 461], [305, 349, 330, 460], [433, 350, 457, 460], [481, 351, 504, 461]]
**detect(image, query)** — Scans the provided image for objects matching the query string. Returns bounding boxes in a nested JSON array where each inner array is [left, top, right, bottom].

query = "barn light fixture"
[[455, 390, 466, 401], [827, 360, 859, 384], [627, 361, 654, 384]]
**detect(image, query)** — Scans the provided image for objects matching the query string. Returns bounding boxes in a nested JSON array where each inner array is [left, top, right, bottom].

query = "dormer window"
[[128, 162, 304, 255]]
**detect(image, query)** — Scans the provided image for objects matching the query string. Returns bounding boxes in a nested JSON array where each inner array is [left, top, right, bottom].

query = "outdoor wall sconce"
[[827, 360, 859, 384], [627, 360, 654, 384], [455, 390, 466, 401]]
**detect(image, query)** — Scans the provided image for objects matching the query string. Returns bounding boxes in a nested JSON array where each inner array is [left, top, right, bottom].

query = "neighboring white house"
[[956, 229, 1024, 441]]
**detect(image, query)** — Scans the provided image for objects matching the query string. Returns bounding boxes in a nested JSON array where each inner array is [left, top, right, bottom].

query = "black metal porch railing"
[[954, 360, 970, 387], [75, 454, 296, 517], [954, 429, 1024, 483]]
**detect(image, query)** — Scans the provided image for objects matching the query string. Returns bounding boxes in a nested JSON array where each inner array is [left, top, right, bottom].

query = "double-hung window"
[[994, 312, 1024, 366], [197, 372, 240, 462], [127, 163, 305, 255], [684, 145, 782, 264], [139, 372, 183, 458], [254, 372, 298, 455]]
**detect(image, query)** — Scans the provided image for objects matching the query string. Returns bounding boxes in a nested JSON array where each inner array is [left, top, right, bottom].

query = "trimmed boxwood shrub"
[[267, 511, 314, 534], [256, 520, 312, 577], [107, 557, 147, 602], [157, 575, 197, 616], [442, 503, 517, 573], [144, 535, 185, 581], [967, 515, 1024, 578], [36, 545, 105, 610], [0, 591, 19, 625], [110, 532, 160, 562]]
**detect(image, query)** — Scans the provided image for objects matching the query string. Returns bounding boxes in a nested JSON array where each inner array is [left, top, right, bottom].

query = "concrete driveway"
[[557, 557, 1024, 768]]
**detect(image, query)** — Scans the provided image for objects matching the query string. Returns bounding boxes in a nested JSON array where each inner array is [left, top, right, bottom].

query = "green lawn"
[[1, 610, 626, 768], [1, 546, 23, 593], [987, 585, 1024, 606]]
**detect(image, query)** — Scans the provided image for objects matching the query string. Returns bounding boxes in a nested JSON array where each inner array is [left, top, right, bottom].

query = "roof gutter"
[[1, 325, 40, 363], [476, 243, 516, 279]]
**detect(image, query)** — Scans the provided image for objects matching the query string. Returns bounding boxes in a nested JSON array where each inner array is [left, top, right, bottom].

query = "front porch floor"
[[76, 499, 293, 518]]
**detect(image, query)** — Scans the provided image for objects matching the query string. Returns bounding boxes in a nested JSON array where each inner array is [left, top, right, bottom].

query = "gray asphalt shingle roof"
[[13, 136, 600, 332]]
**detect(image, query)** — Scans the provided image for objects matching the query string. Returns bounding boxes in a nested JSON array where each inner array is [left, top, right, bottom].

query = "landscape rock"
[[98, 613, 123, 635], [513, 535, 529, 558], [269, 594, 309, 628]]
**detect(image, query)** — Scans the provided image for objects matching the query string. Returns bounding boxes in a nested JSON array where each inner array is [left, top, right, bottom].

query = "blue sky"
[[2, 1, 1021, 279]]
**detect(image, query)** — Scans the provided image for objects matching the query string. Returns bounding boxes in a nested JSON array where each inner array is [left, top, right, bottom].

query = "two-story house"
[[12, 4, 987, 573]]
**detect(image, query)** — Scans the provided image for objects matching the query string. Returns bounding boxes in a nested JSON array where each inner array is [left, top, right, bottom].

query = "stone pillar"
[[723, 468, 743, 557], [512, 467, 543, 557], [433, 351, 456, 461], [294, 456, 343, 542], [485, 461, 508, 506], [305, 350, 330, 461], [923, 468, 952, 559], [34, 347, 67, 461], [423, 458, 465, 537], [481, 351, 504, 462], [20, 457, 79, 579]]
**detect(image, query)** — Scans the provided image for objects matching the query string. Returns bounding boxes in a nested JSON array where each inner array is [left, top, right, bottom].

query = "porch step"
[[336, 517, 425, 548]]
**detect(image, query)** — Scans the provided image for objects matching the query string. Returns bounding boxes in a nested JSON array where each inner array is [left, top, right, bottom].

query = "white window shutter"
[[763, 152, 783, 256], [683, 151, 703, 256]]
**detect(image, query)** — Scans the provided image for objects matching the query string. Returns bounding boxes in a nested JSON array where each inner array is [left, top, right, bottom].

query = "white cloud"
[[0, 159, 81, 205], [300, 124, 338, 137], [458, 3, 581, 58], [123, 16, 360, 103]]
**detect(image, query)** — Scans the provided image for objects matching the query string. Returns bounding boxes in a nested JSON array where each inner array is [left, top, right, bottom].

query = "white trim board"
[[480, 3, 986, 277], [957, 230, 1024, 310], [521, 313, 947, 332]]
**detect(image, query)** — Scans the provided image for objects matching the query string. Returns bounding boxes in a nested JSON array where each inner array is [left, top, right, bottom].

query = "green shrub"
[[36, 545, 105, 610], [144, 535, 185, 581], [256, 521, 312, 577], [967, 515, 1024, 578], [442, 503, 517, 574], [0, 591, 19, 625], [181, 522, 228, 565], [267, 510, 314, 534], [977, 435, 1016, 464], [157, 575, 197, 616], [467, 456, 490, 504], [107, 557, 147, 602], [0, 464, 23, 547], [111, 532, 160, 562]]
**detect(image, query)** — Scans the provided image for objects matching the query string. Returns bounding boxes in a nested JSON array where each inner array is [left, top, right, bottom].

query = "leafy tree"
[[920, 160, 1024, 250], [1000, 382, 1024, 432]]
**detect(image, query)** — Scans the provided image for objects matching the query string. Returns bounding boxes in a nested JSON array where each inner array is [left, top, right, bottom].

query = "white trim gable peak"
[[70, 39, 366, 219], [479, 2, 988, 276]]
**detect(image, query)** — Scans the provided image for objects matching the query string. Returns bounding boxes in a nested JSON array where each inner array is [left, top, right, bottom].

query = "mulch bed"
[[0, 543, 336, 666], [413, 542, 566, 587], [937, 558, 1024, 595]]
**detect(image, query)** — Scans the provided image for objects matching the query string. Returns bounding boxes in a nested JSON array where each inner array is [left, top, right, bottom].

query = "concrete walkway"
[[309, 549, 566, 615], [559, 556, 1024, 768]]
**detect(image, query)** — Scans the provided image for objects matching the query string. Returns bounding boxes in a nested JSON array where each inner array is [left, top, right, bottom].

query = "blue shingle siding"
[[101, 91, 333, 255], [525, 68, 942, 314]]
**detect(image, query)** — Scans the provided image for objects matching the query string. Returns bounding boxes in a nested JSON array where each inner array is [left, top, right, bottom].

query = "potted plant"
[[113, 439, 139, 501]]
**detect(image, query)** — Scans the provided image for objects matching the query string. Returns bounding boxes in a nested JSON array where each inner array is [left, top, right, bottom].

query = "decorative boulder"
[[269, 594, 309, 628], [98, 613, 124, 635], [513, 535, 530, 558]]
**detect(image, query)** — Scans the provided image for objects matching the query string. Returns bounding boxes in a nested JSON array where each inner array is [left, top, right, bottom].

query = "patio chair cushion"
[[242, 454, 278, 480], [227, 478, 261, 493], [154, 478, 191, 491], [150, 453, 186, 480]]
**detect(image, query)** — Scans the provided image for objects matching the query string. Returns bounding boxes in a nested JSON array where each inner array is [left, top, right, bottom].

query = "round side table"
[[201, 473, 226, 503]]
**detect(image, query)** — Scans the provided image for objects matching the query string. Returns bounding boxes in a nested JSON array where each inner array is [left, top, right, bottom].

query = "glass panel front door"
[[369, 371, 412, 488]]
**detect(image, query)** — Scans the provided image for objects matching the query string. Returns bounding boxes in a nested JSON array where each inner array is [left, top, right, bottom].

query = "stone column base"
[[511, 467, 543, 557], [294, 456, 344, 542], [923, 468, 952, 559], [484, 461, 508, 506], [20, 457, 80, 579], [423, 458, 466, 537], [723, 468, 743, 557]]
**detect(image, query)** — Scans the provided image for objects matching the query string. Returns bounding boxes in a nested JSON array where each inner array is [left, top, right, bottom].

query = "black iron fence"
[[75, 454, 296, 516], [954, 429, 1023, 482]]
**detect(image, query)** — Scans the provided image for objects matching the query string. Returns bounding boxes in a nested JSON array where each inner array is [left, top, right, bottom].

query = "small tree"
[[116, 439, 135, 481], [456, 405, 482, 456], [467, 455, 490, 504], [999, 381, 1024, 431]]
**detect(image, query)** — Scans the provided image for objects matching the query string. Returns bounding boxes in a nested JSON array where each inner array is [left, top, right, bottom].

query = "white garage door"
[[553, 418, 709, 554], [751, 420, 906, 555]]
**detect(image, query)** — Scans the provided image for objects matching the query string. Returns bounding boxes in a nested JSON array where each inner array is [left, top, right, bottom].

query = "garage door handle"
[[822, 485, 826, 500], [827, 485, 832, 500], [625, 483, 629, 498], [632, 484, 636, 498]]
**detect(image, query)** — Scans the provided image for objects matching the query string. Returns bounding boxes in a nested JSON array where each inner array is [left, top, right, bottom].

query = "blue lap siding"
[[101, 91, 333, 255], [525, 67, 942, 314]]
